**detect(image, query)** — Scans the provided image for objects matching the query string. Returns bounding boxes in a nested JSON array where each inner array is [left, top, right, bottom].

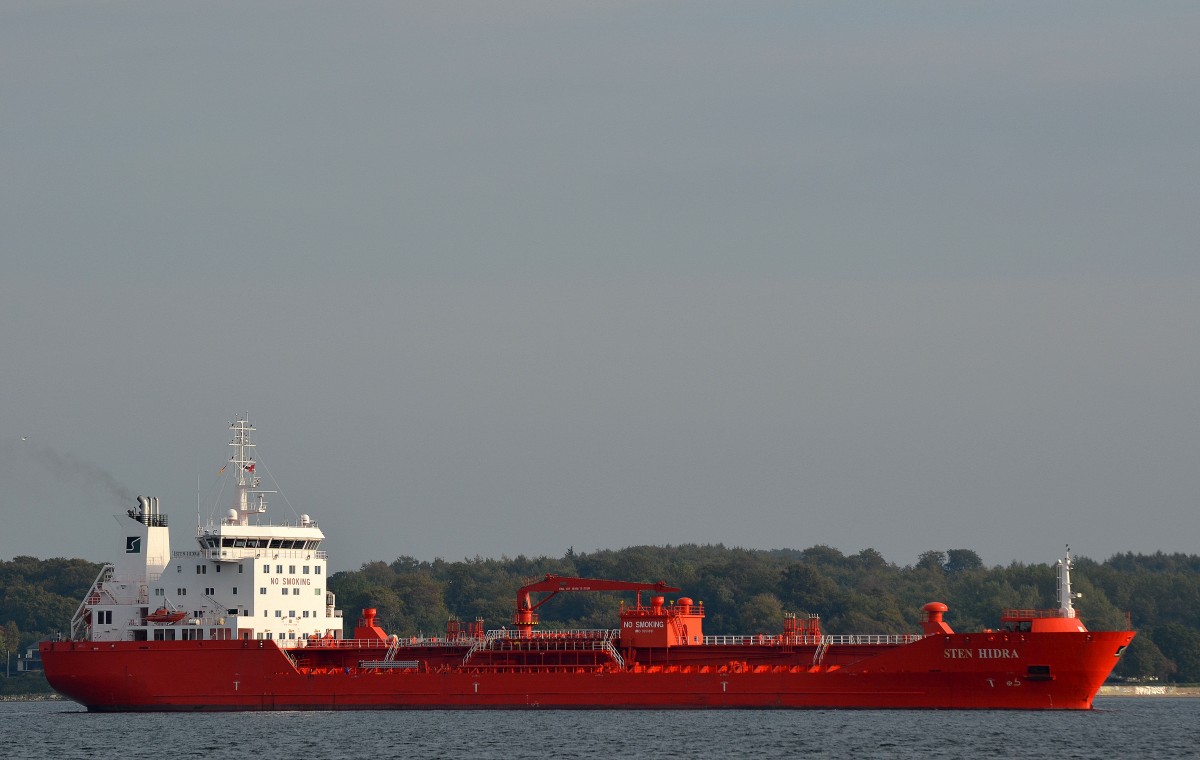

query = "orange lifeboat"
[[146, 608, 187, 624]]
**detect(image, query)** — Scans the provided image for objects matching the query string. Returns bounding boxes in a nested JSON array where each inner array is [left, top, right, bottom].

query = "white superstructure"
[[72, 416, 344, 646]]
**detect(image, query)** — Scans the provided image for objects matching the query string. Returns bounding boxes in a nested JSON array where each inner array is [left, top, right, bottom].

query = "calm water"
[[4, 698, 1198, 759]]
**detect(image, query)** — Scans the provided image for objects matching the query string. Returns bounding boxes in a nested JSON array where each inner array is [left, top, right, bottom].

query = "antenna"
[[1057, 544, 1078, 618]]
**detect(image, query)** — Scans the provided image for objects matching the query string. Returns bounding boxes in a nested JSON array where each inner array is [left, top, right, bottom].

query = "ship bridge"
[[191, 522, 326, 562]]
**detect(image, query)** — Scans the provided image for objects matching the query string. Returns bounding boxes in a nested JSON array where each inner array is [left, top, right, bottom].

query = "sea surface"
[[4, 697, 1198, 759]]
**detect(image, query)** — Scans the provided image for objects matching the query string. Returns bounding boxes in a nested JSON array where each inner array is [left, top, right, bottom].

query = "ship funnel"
[[132, 496, 166, 525]]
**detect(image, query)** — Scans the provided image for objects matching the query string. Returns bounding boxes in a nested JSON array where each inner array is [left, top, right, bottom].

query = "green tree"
[[944, 549, 983, 575], [739, 593, 784, 634], [779, 562, 844, 619], [1115, 634, 1174, 682], [2, 621, 18, 678], [1150, 623, 1200, 683], [1, 582, 77, 634], [916, 550, 947, 573]]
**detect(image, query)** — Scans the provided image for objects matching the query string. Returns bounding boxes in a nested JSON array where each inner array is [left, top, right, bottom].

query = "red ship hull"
[[46, 421, 1131, 711], [41, 628, 1132, 711]]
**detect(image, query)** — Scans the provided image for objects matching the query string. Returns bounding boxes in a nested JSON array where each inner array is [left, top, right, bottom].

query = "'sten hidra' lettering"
[[944, 648, 1020, 659]]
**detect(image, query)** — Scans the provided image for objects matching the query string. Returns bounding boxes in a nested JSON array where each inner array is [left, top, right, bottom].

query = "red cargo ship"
[[41, 417, 1133, 710]]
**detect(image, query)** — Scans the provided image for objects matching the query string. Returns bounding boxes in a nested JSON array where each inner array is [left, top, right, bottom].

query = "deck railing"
[[703, 633, 922, 646], [1001, 609, 1066, 619], [485, 628, 620, 642], [284, 629, 926, 652]]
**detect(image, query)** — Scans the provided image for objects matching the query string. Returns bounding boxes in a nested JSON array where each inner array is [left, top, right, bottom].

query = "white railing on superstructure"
[[173, 548, 328, 561]]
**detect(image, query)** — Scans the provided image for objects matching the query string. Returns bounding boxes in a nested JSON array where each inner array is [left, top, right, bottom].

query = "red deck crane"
[[513, 574, 681, 636]]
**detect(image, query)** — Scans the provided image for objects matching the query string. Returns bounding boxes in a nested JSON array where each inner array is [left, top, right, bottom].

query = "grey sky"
[[2, 2, 1198, 572]]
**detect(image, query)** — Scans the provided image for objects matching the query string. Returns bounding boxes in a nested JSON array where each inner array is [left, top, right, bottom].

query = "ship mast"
[[229, 415, 267, 526], [1056, 546, 1080, 618]]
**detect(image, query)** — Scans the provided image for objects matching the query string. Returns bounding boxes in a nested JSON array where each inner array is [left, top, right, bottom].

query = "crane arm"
[[516, 574, 681, 614]]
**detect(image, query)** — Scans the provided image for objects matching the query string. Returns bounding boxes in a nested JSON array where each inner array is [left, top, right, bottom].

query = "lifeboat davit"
[[146, 608, 187, 624]]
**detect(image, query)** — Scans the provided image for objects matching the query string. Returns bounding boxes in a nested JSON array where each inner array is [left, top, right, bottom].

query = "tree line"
[[326, 544, 1199, 682], [4, 546, 1200, 683], [0, 556, 101, 691]]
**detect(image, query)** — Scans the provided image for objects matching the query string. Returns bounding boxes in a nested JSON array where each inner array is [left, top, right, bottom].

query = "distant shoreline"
[[3, 687, 1197, 703], [1099, 685, 1200, 697]]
